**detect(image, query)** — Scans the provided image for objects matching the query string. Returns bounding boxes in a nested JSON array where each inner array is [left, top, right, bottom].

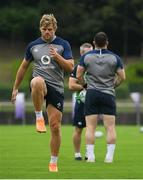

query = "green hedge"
[[0, 60, 32, 101], [1, 60, 143, 101], [115, 82, 129, 99], [0, 83, 31, 101], [126, 62, 143, 92]]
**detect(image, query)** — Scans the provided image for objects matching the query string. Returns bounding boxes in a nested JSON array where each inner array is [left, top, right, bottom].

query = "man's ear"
[[93, 41, 96, 49], [106, 40, 109, 46]]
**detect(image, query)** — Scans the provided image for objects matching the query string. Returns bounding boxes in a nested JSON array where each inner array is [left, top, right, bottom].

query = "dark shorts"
[[30, 78, 64, 112], [73, 100, 86, 128], [45, 84, 64, 112], [85, 89, 116, 116]]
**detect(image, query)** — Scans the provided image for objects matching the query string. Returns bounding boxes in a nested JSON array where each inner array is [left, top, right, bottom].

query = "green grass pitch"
[[0, 125, 143, 179]]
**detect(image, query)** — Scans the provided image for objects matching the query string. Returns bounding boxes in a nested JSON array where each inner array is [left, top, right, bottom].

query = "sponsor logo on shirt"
[[41, 55, 51, 65]]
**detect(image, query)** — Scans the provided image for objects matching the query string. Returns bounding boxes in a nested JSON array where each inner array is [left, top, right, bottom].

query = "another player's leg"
[[30, 77, 47, 133], [73, 127, 83, 160], [103, 115, 116, 163], [47, 104, 62, 172], [85, 115, 98, 162], [73, 101, 86, 160]]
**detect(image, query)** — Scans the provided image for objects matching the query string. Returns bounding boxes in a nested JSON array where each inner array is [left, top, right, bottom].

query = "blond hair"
[[40, 14, 57, 30], [80, 43, 93, 55]]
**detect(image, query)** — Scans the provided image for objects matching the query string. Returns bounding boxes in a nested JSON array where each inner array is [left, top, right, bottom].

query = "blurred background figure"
[[15, 92, 25, 124], [69, 43, 93, 160]]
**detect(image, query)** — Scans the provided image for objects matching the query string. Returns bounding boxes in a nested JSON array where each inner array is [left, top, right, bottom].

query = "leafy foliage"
[[126, 62, 143, 92], [0, 0, 143, 55]]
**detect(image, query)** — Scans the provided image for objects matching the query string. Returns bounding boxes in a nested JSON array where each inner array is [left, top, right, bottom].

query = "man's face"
[[40, 24, 56, 41]]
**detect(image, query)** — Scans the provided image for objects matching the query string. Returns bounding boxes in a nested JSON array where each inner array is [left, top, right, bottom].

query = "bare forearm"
[[114, 77, 123, 88], [76, 65, 85, 85], [13, 59, 30, 90], [11, 69, 25, 104], [69, 83, 84, 91], [13, 68, 27, 90], [115, 69, 126, 88], [11, 59, 29, 103], [11, 69, 26, 103], [77, 76, 85, 86], [54, 54, 74, 72]]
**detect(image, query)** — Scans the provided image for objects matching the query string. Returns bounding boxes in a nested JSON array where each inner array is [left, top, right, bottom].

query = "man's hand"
[[49, 45, 74, 72], [11, 89, 18, 104], [114, 76, 122, 88], [49, 45, 58, 59]]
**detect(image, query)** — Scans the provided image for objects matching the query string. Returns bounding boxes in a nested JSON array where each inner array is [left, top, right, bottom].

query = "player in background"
[[69, 43, 93, 160], [77, 32, 126, 163], [11, 14, 74, 172]]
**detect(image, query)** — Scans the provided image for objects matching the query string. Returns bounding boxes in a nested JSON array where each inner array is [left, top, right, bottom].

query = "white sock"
[[50, 156, 58, 164], [75, 152, 82, 158], [35, 111, 43, 120], [106, 144, 116, 159], [86, 144, 95, 160]]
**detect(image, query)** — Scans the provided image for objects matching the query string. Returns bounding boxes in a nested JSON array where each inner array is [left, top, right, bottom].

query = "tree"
[[0, 0, 143, 56]]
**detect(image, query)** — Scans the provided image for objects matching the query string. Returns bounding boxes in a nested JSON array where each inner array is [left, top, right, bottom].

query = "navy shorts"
[[44, 84, 64, 112], [85, 89, 116, 116], [73, 100, 86, 128]]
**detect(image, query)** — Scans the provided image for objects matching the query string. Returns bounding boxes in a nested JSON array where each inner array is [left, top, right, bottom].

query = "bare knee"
[[31, 77, 45, 89], [106, 126, 116, 143], [75, 127, 82, 136], [50, 122, 60, 134], [107, 125, 116, 133]]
